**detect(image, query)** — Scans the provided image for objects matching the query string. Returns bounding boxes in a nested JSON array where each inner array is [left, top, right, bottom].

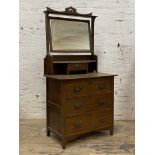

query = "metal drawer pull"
[[74, 121, 82, 128], [99, 84, 105, 90], [98, 98, 106, 105], [74, 64, 80, 67], [98, 117, 105, 122], [73, 101, 82, 108], [73, 86, 82, 92]]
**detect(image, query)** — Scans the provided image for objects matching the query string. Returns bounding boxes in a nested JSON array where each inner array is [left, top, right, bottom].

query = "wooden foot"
[[110, 129, 113, 135], [47, 129, 50, 137], [62, 144, 66, 149], [62, 139, 67, 149]]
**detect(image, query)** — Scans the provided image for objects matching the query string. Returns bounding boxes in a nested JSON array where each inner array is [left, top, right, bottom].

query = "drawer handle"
[[98, 117, 105, 123], [73, 101, 82, 109], [74, 121, 82, 128], [73, 86, 82, 92], [99, 84, 105, 90], [74, 64, 80, 67], [98, 98, 106, 105]]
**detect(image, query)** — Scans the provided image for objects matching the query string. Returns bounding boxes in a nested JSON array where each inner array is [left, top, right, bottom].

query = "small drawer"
[[68, 63, 88, 72], [64, 113, 92, 135]]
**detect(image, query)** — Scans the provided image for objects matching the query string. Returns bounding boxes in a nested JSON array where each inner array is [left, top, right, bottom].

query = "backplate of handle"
[[73, 101, 82, 108], [73, 86, 82, 92], [98, 98, 106, 105], [73, 64, 80, 67], [98, 116, 105, 123], [98, 84, 105, 90], [74, 121, 82, 128]]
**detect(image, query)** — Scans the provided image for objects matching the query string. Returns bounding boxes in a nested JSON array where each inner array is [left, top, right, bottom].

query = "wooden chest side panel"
[[48, 104, 62, 135], [47, 78, 61, 104]]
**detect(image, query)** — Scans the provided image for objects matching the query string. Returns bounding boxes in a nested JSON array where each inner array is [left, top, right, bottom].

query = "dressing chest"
[[44, 7, 117, 148]]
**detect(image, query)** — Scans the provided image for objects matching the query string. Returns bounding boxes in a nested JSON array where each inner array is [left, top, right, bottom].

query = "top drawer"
[[64, 77, 113, 98]]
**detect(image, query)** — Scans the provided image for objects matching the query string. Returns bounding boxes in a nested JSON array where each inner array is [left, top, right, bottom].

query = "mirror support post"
[[44, 12, 50, 54], [91, 17, 96, 55]]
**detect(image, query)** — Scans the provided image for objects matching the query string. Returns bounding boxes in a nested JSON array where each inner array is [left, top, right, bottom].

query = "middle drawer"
[[64, 93, 113, 116]]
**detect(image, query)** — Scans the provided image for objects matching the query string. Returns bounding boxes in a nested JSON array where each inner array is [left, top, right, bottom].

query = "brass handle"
[[74, 64, 80, 67], [73, 86, 81, 92], [98, 117, 105, 123], [99, 84, 105, 90], [74, 101, 82, 109], [98, 98, 106, 105], [74, 121, 82, 128]]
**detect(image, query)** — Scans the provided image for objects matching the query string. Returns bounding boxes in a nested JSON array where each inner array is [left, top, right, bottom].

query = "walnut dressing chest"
[[44, 7, 117, 148]]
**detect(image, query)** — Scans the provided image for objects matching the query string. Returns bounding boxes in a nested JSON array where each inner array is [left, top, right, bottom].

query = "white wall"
[[19, 0, 135, 120]]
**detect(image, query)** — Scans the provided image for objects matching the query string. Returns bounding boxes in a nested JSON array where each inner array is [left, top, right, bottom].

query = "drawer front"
[[64, 111, 113, 135], [92, 111, 113, 129], [64, 113, 92, 135], [65, 78, 113, 98], [68, 63, 88, 71], [64, 93, 113, 116]]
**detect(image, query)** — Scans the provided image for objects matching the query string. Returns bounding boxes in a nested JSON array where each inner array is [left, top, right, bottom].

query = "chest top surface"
[[45, 72, 117, 80]]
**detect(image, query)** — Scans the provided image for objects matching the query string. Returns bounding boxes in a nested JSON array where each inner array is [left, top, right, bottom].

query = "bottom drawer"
[[64, 111, 113, 135]]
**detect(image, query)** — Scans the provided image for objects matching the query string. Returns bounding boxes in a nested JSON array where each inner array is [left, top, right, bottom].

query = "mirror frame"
[[49, 17, 91, 52], [44, 6, 97, 54]]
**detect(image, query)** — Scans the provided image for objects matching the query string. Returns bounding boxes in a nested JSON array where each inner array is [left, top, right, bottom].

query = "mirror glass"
[[50, 19, 90, 51]]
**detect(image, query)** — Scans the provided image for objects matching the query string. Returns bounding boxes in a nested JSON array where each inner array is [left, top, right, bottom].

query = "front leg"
[[61, 138, 67, 149], [110, 128, 113, 135], [47, 128, 50, 137]]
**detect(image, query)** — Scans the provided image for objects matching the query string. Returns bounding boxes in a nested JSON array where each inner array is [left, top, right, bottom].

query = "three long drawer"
[[63, 77, 114, 136], [64, 78, 113, 98], [64, 111, 113, 135], [64, 93, 113, 116]]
